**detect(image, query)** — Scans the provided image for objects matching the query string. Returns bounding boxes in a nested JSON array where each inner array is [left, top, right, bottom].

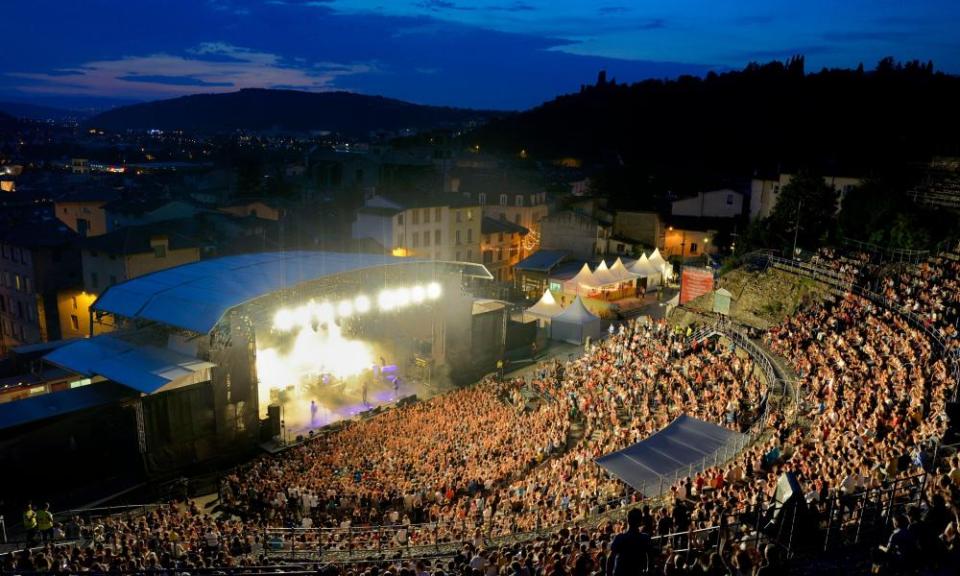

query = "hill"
[[0, 100, 84, 122], [475, 57, 960, 195], [86, 89, 500, 135]]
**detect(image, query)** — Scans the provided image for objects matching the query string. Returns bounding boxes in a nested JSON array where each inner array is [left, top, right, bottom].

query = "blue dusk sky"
[[2, 0, 958, 110]]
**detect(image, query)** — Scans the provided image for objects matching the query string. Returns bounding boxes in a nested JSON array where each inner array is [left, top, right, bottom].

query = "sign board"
[[680, 267, 715, 304]]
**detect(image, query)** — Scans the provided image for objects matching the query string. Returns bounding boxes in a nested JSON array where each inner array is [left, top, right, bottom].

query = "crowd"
[[6, 243, 960, 575]]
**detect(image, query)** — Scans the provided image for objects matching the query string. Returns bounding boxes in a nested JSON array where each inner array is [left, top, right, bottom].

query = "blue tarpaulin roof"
[[595, 414, 747, 496], [0, 381, 139, 431], [514, 250, 567, 272]]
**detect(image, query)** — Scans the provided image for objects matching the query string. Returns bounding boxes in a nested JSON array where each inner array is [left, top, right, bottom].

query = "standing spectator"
[[22, 502, 37, 547], [35, 504, 54, 543], [607, 508, 651, 576]]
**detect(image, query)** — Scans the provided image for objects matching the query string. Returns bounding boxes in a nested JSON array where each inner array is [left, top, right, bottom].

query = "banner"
[[680, 267, 714, 304]]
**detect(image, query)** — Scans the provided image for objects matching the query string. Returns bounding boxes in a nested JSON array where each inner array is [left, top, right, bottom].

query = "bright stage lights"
[[315, 301, 334, 322], [426, 282, 442, 300], [273, 309, 295, 332], [393, 287, 411, 308], [354, 295, 371, 314], [378, 290, 396, 311], [337, 299, 353, 317], [411, 285, 426, 303]]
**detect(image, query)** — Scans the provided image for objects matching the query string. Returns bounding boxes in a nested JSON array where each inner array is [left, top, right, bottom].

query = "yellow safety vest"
[[36, 510, 54, 531], [23, 510, 37, 530]]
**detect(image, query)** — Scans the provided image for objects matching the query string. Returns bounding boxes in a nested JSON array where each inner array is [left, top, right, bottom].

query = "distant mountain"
[[86, 89, 500, 135], [475, 57, 960, 189], [0, 101, 85, 121], [0, 110, 18, 130]]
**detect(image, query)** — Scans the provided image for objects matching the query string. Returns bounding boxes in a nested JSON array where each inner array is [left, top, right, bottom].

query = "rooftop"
[[481, 216, 529, 236]]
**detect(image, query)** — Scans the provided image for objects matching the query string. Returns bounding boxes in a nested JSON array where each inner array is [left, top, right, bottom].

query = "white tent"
[[610, 257, 637, 282], [523, 289, 563, 326], [629, 254, 661, 291], [591, 260, 619, 287], [649, 248, 673, 281], [550, 296, 603, 344], [563, 263, 597, 293]]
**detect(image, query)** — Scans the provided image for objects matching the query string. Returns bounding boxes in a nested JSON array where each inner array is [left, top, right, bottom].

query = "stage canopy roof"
[[595, 415, 747, 497], [524, 288, 563, 321], [93, 251, 493, 334], [44, 335, 216, 395]]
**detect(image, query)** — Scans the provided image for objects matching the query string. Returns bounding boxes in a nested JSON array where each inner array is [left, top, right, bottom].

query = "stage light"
[[337, 299, 353, 317], [411, 285, 426, 303], [394, 287, 411, 308], [294, 305, 313, 329], [314, 301, 334, 321], [378, 289, 396, 311], [273, 308, 295, 332], [426, 282, 442, 300], [354, 295, 371, 314]]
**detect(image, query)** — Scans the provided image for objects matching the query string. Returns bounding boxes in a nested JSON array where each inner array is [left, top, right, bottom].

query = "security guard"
[[23, 502, 37, 547], [36, 502, 55, 542]]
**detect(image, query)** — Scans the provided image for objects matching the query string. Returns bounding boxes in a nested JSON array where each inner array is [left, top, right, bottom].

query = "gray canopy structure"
[[595, 415, 748, 497], [549, 295, 603, 344]]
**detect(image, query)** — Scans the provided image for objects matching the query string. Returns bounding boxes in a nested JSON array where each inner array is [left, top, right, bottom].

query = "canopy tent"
[[550, 295, 603, 344], [595, 415, 748, 497], [523, 289, 563, 325], [563, 263, 597, 293], [591, 260, 620, 287], [629, 254, 661, 291], [649, 248, 673, 281], [609, 257, 637, 282]]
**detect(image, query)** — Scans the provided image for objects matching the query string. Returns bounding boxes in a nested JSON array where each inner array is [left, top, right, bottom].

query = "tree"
[[766, 170, 838, 253]]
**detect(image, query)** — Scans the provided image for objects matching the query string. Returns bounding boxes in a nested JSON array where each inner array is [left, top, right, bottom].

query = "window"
[[424, 232, 431, 247], [515, 213, 521, 225], [466, 249, 472, 261], [435, 207, 442, 221], [434, 230, 441, 245], [24, 278, 31, 294], [17, 301, 24, 319], [498, 232, 504, 242], [483, 250, 493, 264], [499, 212, 506, 221], [397, 214, 404, 225], [397, 232, 405, 246], [412, 232, 419, 248], [497, 247, 503, 261], [412, 210, 419, 225], [467, 228, 472, 243], [690, 243, 698, 254], [424, 208, 430, 224], [14, 274, 21, 291], [772, 185, 780, 195], [456, 210, 462, 223], [0, 295, 5, 312], [72, 296, 78, 310], [515, 195, 523, 207], [726, 194, 734, 205], [499, 194, 507, 206], [154, 244, 167, 258], [455, 230, 462, 245], [70, 315, 80, 331], [91, 272, 99, 289], [478, 193, 486, 205], [467, 209, 473, 221]]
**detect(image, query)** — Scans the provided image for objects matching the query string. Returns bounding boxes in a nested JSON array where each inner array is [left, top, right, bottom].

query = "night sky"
[[3, 0, 959, 110]]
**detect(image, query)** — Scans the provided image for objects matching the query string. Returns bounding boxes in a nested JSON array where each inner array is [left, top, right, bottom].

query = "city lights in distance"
[[273, 282, 443, 332]]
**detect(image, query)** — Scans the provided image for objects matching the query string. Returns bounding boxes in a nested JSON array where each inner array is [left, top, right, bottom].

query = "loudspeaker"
[[266, 404, 282, 437]]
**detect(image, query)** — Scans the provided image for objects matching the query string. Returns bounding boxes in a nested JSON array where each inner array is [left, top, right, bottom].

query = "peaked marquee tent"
[[610, 257, 637, 282], [591, 260, 619, 287], [649, 248, 673, 281], [523, 288, 564, 326], [550, 295, 603, 344], [629, 254, 661, 291], [563, 263, 597, 293]]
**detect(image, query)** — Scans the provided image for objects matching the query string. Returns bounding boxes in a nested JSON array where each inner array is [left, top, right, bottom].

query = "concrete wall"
[[672, 189, 743, 219], [613, 211, 661, 248], [540, 211, 605, 260], [55, 201, 109, 237]]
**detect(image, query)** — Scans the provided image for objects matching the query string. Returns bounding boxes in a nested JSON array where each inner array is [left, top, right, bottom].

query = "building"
[[351, 193, 482, 263], [453, 171, 549, 257], [218, 199, 285, 221], [80, 221, 203, 298], [513, 250, 569, 298], [662, 221, 719, 260], [54, 188, 123, 237], [0, 219, 82, 356], [750, 174, 861, 220], [70, 158, 89, 175], [103, 197, 205, 231], [540, 210, 611, 260], [480, 217, 528, 282], [672, 189, 744, 219]]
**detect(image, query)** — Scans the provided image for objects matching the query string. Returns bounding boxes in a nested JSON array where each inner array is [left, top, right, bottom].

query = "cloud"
[[8, 42, 371, 99], [598, 6, 629, 15], [490, 2, 536, 12], [415, 0, 475, 11]]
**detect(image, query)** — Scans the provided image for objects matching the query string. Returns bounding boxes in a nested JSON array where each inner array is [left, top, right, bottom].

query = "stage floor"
[[280, 374, 423, 437]]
